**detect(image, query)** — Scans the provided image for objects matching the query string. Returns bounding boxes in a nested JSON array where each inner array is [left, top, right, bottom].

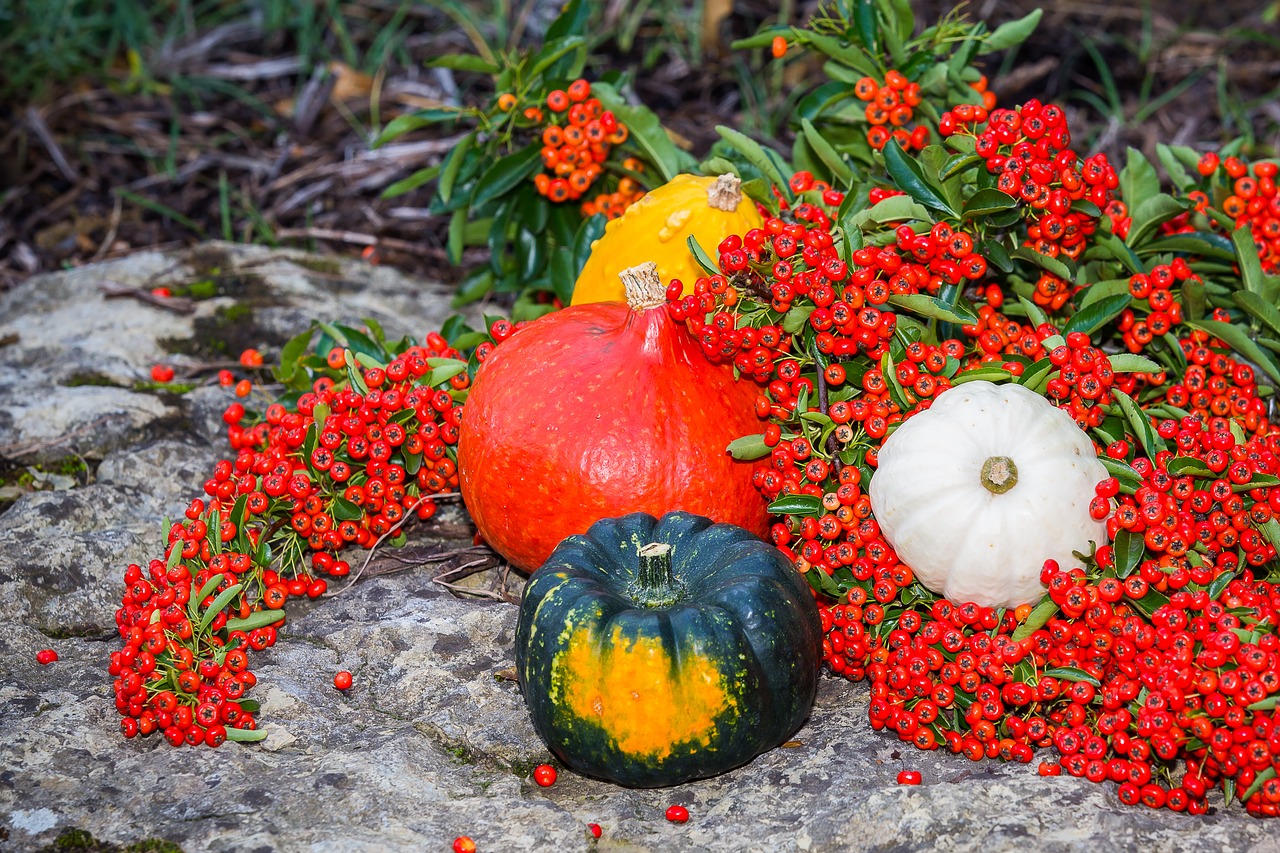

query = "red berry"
[[665, 805, 689, 823], [587, 824, 602, 839], [334, 671, 353, 690], [35, 649, 58, 665], [150, 364, 175, 383], [896, 770, 922, 785], [533, 764, 557, 787], [452, 837, 476, 853]]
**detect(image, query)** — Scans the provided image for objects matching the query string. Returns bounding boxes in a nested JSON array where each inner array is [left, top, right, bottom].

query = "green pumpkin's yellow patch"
[[556, 623, 733, 760]]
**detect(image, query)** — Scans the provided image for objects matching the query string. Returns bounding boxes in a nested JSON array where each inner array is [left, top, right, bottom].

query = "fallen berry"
[[533, 764, 557, 787], [36, 649, 58, 665], [587, 823, 601, 839], [150, 364, 175, 383], [452, 837, 476, 853], [333, 671, 353, 690], [896, 770, 922, 785], [665, 805, 689, 823]]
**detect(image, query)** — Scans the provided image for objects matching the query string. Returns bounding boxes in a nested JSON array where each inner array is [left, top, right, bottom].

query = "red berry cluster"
[[941, 100, 1117, 267], [1118, 260, 1194, 351], [1045, 331, 1117, 429], [1158, 328, 1271, 433], [110, 330, 486, 746], [1200, 154, 1280, 272]]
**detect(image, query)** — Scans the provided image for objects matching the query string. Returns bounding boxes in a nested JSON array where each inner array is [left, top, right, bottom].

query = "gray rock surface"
[[3, 247, 1280, 853]]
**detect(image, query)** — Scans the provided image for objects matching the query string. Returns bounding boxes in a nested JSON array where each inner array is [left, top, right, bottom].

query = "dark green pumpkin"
[[515, 511, 822, 788]]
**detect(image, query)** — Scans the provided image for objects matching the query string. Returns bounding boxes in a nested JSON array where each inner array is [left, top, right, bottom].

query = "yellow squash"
[[571, 173, 763, 304]]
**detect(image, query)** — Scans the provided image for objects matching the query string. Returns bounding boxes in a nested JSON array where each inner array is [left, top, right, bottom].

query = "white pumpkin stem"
[[980, 456, 1019, 495], [633, 542, 683, 608], [706, 173, 743, 212], [620, 262, 666, 311]]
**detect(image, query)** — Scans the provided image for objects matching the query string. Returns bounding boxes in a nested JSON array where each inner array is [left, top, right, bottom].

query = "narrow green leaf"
[[224, 727, 270, 743], [1061, 294, 1131, 337], [1234, 226, 1267, 296], [195, 573, 225, 603], [1044, 667, 1101, 688], [1208, 570, 1237, 600], [1165, 456, 1212, 477], [198, 583, 243, 635], [984, 9, 1042, 50], [1126, 194, 1186, 247], [727, 434, 770, 461], [940, 153, 982, 181], [425, 54, 499, 73], [887, 293, 978, 325], [1129, 587, 1171, 619], [1098, 457, 1143, 493], [767, 494, 823, 517], [1240, 766, 1277, 804], [952, 367, 1012, 384], [855, 194, 932, 226], [1011, 246, 1074, 281], [1112, 388, 1166, 457], [470, 144, 541, 209], [528, 36, 586, 80], [1146, 232, 1235, 261], [592, 83, 692, 183], [882, 140, 956, 217], [717, 125, 791, 201], [438, 132, 474, 205], [800, 118, 854, 185], [687, 235, 720, 276], [1234, 290, 1280, 338], [962, 188, 1019, 218], [1011, 597, 1059, 642], [226, 608, 286, 633], [1186, 319, 1280, 385], [1119, 147, 1161, 209], [1112, 529, 1143, 578]]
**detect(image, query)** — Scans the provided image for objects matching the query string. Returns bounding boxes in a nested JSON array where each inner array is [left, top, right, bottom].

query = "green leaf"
[[438, 132, 474, 206], [887, 293, 977, 325], [427, 358, 469, 386], [226, 608, 286, 633], [1112, 528, 1144, 578], [1145, 232, 1235, 261], [853, 0, 879, 55], [381, 165, 440, 199], [1108, 353, 1162, 374], [686, 235, 720, 277], [782, 305, 816, 334], [767, 494, 823, 517], [1155, 143, 1195, 192], [1208, 570, 1237, 601], [962, 188, 1019, 218], [1079, 278, 1134, 308], [373, 109, 465, 147], [1011, 597, 1059, 642], [1017, 296, 1049, 329], [1011, 246, 1074, 282], [1186, 319, 1280, 385], [985, 9, 1042, 51], [425, 54, 499, 73], [1093, 232, 1145, 276], [1234, 226, 1267, 296], [528, 36, 586, 80], [716, 125, 790, 201], [1061, 294, 1131, 337], [1126, 194, 1186, 247], [940, 152, 982, 181], [470, 144, 541, 210], [800, 118, 854, 185], [882, 140, 956, 217], [224, 727, 269, 743], [1234, 290, 1280, 338], [952, 367, 1012, 384], [592, 83, 692, 183], [855, 194, 931, 226], [198, 583, 243, 635], [1119, 147, 1161, 210], [1044, 666, 1101, 688], [726, 434, 770, 461], [331, 497, 364, 522], [1112, 388, 1166, 457], [446, 208, 466, 266], [1098, 457, 1143, 493], [545, 0, 588, 39], [195, 574, 225, 604]]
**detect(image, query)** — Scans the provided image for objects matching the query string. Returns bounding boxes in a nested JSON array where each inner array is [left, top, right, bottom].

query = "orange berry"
[[534, 173, 551, 194], [970, 74, 989, 93], [496, 93, 517, 111], [326, 349, 346, 369], [874, 88, 899, 108], [865, 103, 889, 125], [563, 125, 583, 146], [522, 106, 543, 122], [234, 379, 252, 397], [540, 146, 559, 168], [567, 79, 591, 102], [854, 77, 878, 100], [771, 35, 787, 58], [542, 126, 564, 147], [568, 103, 589, 126], [884, 69, 907, 90], [546, 89, 569, 112], [981, 90, 997, 111], [548, 179, 570, 202], [239, 348, 263, 368], [888, 105, 913, 127], [1224, 156, 1247, 179]]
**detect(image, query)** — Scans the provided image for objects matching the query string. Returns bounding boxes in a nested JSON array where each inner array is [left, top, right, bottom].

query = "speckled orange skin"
[[457, 302, 769, 572]]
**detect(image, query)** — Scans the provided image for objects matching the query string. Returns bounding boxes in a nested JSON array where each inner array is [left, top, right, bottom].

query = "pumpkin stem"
[[980, 455, 1019, 495], [706, 173, 743, 212], [632, 542, 683, 607], [620, 262, 666, 311]]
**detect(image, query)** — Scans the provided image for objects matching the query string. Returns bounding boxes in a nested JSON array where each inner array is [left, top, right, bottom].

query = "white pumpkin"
[[868, 380, 1107, 609]]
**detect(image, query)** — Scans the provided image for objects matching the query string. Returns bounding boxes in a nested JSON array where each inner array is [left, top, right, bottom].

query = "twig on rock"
[[99, 281, 198, 315]]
